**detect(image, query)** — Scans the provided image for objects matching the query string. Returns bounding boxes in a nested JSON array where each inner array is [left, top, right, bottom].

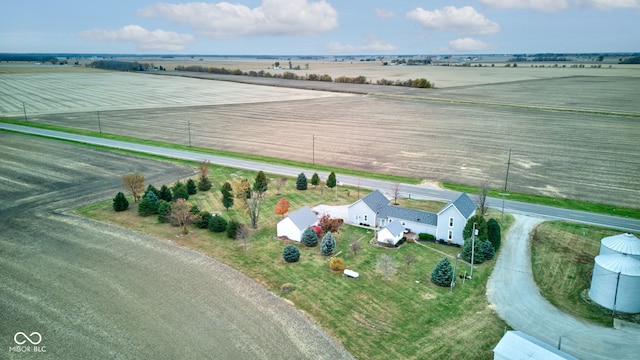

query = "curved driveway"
[[487, 214, 640, 359], [0, 132, 353, 359]]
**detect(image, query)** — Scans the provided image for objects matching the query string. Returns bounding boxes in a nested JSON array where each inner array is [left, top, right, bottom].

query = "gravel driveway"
[[0, 132, 353, 359], [487, 214, 640, 359]]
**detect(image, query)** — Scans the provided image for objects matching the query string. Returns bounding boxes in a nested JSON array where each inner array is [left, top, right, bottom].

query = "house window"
[[448, 231, 453, 240], [449, 217, 454, 227], [363, 214, 368, 222]]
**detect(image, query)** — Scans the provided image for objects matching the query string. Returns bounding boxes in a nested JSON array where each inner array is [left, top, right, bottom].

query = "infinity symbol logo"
[[14, 332, 42, 345]]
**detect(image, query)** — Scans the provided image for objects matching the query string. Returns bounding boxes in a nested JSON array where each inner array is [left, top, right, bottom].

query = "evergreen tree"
[[159, 185, 173, 202], [487, 218, 501, 251], [310, 172, 320, 187], [195, 211, 212, 229], [172, 181, 189, 200], [186, 178, 198, 195], [208, 215, 228, 233], [226, 219, 240, 239], [461, 237, 485, 264], [138, 191, 159, 216], [320, 232, 336, 256], [480, 240, 495, 261], [157, 200, 172, 223], [198, 174, 212, 191], [253, 171, 268, 194], [282, 245, 300, 263], [326, 171, 337, 189], [112, 191, 129, 212], [221, 181, 234, 210], [145, 184, 160, 198], [431, 257, 453, 287], [296, 173, 308, 190], [301, 227, 319, 247], [463, 215, 488, 242]]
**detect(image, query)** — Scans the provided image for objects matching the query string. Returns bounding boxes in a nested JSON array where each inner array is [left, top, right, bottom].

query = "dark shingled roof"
[[381, 206, 438, 226], [449, 193, 476, 218], [360, 189, 390, 213]]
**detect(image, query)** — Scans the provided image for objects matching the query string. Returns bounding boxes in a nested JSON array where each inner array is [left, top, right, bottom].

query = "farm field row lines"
[[2, 70, 638, 209]]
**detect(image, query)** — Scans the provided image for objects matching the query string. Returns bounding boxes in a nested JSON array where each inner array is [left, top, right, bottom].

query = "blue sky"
[[2, 0, 639, 55]]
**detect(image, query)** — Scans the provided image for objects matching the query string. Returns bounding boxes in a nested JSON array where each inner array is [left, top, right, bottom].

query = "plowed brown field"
[[1, 63, 638, 208]]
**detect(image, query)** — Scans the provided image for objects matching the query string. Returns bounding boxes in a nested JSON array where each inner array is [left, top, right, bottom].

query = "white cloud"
[[326, 37, 397, 53], [375, 8, 396, 19], [447, 37, 496, 52], [138, 0, 338, 38], [577, 0, 640, 9], [406, 6, 500, 35], [80, 25, 195, 51], [479, 0, 639, 12]]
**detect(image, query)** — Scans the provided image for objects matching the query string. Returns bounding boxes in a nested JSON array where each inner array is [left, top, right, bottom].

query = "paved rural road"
[[0, 132, 353, 359], [487, 215, 640, 359], [2, 122, 638, 233]]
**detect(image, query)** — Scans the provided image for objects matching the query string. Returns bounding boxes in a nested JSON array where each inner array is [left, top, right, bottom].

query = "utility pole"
[[97, 111, 102, 133], [450, 253, 460, 293], [312, 134, 316, 165], [188, 121, 192, 147], [22, 102, 28, 122], [504, 148, 512, 191], [470, 222, 477, 278], [498, 193, 510, 224]]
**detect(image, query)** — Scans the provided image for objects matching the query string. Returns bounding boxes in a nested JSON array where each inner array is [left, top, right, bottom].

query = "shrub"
[[487, 218, 501, 251], [145, 184, 160, 198], [186, 178, 198, 195], [296, 173, 308, 190], [159, 185, 172, 202], [461, 237, 485, 264], [208, 215, 228, 232], [301, 227, 319, 247], [480, 240, 495, 261], [112, 192, 129, 212], [282, 245, 300, 263], [463, 215, 487, 242], [172, 181, 189, 200], [418, 233, 435, 241], [320, 232, 336, 256], [329, 257, 345, 272], [226, 219, 240, 239], [431, 257, 453, 287], [195, 211, 212, 229], [138, 192, 159, 216], [157, 200, 172, 223]]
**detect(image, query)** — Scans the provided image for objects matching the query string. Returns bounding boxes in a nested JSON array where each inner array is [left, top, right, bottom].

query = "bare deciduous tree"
[[376, 253, 398, 280], [198, 160, 210, 178], [169, 198, 196, 234], [477, 180, 490, 215], [275, 177, 287, 195], [404, 253, 417, 269], [390, 183, 401, 205], [236, 223, 250, 251], [349, 240, 362, 257], [122, 171, 145, 202]]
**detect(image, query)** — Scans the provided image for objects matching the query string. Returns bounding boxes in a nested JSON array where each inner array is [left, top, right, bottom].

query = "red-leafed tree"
[[274, 198, 290, 218], [318, 213, 343, 235]]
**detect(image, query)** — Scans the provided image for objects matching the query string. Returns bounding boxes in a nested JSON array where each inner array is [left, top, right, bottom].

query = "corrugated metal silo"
[[588, 254, 640, 314]]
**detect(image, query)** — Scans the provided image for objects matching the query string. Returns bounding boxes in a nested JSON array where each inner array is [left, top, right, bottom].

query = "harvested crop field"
[[1, 64, 639, 208]]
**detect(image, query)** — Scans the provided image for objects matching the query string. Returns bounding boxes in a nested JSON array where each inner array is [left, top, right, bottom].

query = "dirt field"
[[1, 63, 638, 208], [0, 132, 353, 359]]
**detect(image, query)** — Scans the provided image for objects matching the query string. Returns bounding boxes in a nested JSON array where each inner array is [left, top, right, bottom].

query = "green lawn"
[[77, 167, 511, 359]]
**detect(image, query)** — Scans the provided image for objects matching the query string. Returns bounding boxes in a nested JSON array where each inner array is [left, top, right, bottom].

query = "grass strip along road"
[[2, 122, 638, 233]]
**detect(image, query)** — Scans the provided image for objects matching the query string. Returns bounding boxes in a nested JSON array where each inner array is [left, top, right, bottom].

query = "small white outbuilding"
[[377, 220, 405, 246], [276, 206, 318, 242], [493, 331, 578, 360]]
